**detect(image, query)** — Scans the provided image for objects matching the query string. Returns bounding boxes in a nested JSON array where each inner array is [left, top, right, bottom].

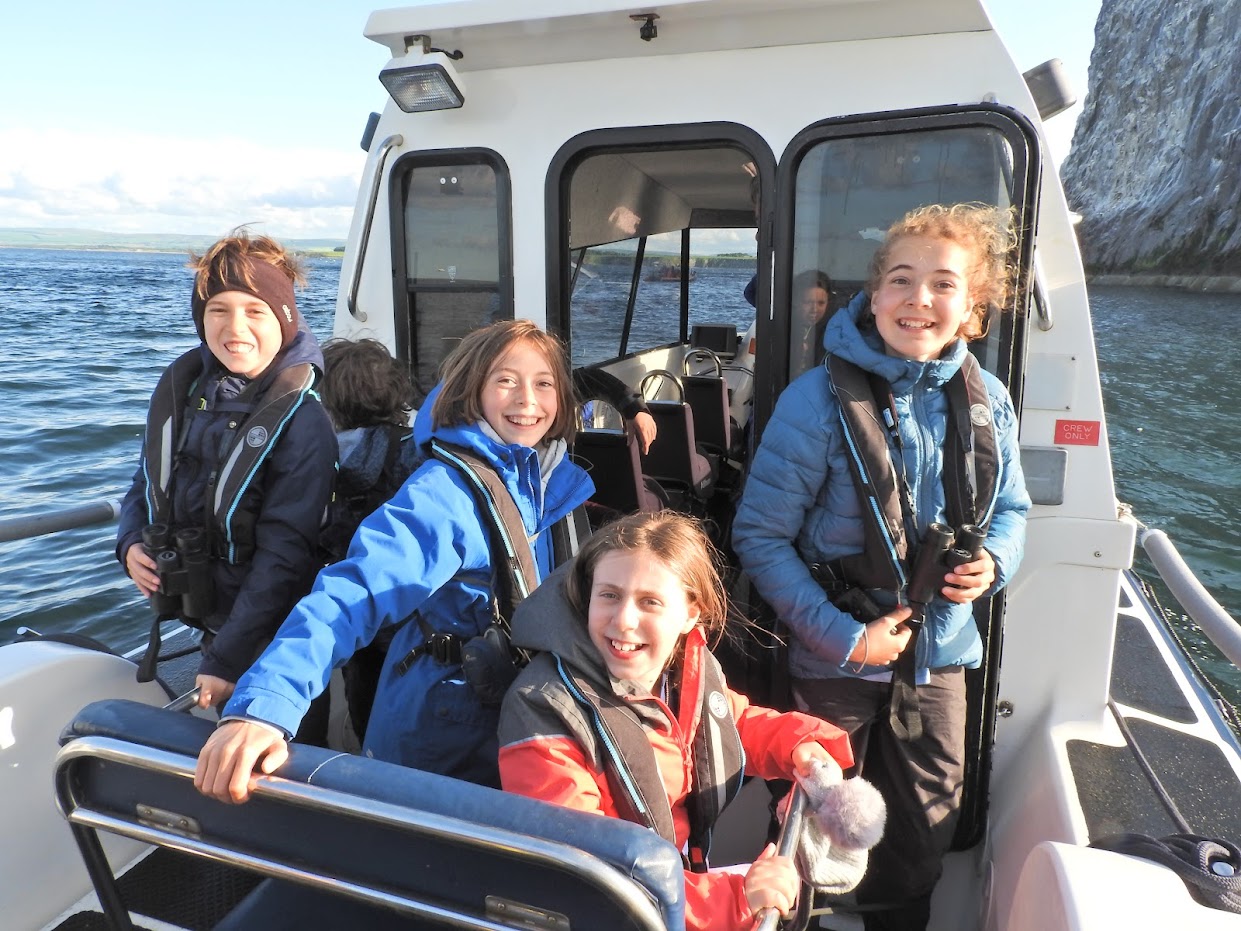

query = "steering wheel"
[[682, 347, 723, 378]]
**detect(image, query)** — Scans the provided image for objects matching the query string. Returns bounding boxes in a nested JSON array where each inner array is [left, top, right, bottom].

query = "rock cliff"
[[1060, 0, 1241, 284]]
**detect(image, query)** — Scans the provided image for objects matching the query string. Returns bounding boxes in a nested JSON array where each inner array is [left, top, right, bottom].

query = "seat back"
[[642, 400, 715, 499], [681, 375, 732, 456], [56, 700, 683, 931], [574, 428, 661, 514]]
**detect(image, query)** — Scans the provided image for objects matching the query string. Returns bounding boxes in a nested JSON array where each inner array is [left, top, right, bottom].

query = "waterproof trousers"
[[792, 667, 967, 931]]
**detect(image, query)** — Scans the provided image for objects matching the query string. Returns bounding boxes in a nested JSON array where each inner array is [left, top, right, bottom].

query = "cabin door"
[[764, 104, 1042, 849]]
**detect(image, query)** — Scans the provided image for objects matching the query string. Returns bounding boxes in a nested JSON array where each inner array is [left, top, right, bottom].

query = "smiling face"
[[870, 235, 975, 362], [800, 286, 830, 327], [587, 548, 701, 694], [478, 339, 559, 447], [202, 290, 283, 379]]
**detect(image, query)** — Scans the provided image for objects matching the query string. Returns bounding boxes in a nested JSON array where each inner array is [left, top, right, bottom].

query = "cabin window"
[[390, 150, 512, 402], [553, 139, 770, 376], [784, 125, 1019, 380], [567, 230, 758, 370]]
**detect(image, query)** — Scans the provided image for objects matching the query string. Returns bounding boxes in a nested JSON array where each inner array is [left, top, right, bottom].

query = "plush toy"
[[778, 757, 887, 894]]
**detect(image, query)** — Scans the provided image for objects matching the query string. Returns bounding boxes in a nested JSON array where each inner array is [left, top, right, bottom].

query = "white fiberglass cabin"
[[14, 2, 1241, 930]]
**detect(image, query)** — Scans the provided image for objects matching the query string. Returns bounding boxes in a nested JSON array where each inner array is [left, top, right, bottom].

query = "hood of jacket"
[[825, 291, 968, 396], [415, 383, 592, 538], [510, 562, 604, 678]]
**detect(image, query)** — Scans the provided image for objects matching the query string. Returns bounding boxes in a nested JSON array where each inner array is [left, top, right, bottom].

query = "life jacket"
[[319, 424, 413, 564], [391, 439, 590, 702], [826, 351, 999, 594], [142, 348, 320, 565], [552, 648, 745, 871]]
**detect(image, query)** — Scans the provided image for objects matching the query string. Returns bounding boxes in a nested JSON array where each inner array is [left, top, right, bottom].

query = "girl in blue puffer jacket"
[[734, 204, 1030, 931], [194, 320, 594, 801]]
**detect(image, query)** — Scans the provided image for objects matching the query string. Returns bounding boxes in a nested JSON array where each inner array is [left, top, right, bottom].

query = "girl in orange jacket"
[[498, 511, 855, 930]]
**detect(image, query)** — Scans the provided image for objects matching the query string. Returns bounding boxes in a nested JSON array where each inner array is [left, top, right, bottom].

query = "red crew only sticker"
[[1054, 420, 1101, 446]]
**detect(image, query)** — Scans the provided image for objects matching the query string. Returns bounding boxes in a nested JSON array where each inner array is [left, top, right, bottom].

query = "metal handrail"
[[755, 785, 809, 931], [55, 736, 669, 931], [1140, 527, 1241, 669], [0, 498, 121, 543], [346, 133, 404, 322]]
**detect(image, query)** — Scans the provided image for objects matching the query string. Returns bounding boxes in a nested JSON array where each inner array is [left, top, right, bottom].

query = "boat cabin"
[[333, 3, 1088, 924]]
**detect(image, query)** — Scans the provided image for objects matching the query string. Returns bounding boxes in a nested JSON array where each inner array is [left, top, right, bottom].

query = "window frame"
[[387, 147, 514, 384]]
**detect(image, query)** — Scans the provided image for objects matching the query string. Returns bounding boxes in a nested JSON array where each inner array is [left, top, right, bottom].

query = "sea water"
[[1, 248, 1238, 703]]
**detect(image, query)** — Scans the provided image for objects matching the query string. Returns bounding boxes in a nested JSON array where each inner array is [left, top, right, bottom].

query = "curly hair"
[[320, 338, 413, 430], [866, 203, 1017, 341]]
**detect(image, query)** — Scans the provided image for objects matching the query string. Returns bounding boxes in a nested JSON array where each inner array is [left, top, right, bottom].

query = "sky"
[[0, 0, 1102, 241]]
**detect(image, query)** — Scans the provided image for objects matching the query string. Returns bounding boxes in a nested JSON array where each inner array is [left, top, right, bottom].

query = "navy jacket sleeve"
[[116, 463, 148, 568], [573, 367, 649, 421]]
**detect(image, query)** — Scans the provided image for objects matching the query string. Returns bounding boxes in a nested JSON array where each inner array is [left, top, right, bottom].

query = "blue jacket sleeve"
[[222, 461, 490, 736], [732, 378, 864, 666], [980, 383, 1030, 593], [199, 402, 338, 681]]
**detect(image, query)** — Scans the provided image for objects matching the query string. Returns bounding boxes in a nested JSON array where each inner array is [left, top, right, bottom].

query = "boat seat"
[[574, 427, 665, 516], [56, 699, 684, 931], [639, 372, 717, 505], [680, 349, 734, 457]]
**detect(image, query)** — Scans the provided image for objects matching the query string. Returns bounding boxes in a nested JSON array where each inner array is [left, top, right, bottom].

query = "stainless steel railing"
[[0, 498, 121, 543]]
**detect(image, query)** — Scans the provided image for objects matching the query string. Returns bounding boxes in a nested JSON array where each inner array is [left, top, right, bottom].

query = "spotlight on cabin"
[[380, 36, 465, 113], [1023, 58, 1076, 120]]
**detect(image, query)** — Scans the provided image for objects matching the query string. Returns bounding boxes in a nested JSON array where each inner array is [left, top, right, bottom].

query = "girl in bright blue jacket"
[[194, 320, 594, 800], [733, 204, 1030, 931]]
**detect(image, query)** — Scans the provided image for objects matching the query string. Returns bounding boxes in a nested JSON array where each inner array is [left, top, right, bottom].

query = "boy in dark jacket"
[[317, 337, 420, 738], [117, 230, 337, 714]]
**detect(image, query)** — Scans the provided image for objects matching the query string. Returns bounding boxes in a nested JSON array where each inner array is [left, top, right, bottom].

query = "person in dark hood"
[[117, 229, 337, 724]]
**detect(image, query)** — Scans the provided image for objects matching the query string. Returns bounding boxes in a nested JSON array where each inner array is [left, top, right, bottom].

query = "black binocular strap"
[[888, 623, 924, 742]]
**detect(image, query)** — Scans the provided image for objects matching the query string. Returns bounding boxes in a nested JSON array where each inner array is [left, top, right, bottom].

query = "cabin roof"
[[365, 0, 994, 70]]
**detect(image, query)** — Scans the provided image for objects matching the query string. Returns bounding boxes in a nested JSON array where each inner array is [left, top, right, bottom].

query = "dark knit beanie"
[[190, 256, 301, 349]]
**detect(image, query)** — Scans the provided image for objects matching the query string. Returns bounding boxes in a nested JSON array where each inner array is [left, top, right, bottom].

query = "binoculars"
[[142, 523, 215, 622], [906, 522, 987, 609]]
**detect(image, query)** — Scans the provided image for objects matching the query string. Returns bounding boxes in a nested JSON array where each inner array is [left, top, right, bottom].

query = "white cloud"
[[0, 128, 365, 239]]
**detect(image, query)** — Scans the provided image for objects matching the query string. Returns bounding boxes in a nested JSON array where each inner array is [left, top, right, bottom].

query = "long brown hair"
[[431, 320, 577, 441]]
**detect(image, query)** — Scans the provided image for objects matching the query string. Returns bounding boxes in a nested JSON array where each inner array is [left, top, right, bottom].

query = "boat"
[[645, 260, 697, 282], [6, 1, 1241, 928]]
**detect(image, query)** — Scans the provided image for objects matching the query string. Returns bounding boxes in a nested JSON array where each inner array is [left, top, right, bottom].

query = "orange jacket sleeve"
[[498, 734, 613, 816], [728, 686, 854, 778]]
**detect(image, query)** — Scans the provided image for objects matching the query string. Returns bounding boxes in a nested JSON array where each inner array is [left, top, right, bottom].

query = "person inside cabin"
[[791, 268, 834, 372], [498, 511, 858, 931], [316, 337, 421, 741], [573, 366, 657, 453], [194, 319, 594, 801], [116, 229, 338, 742], [733, 203, 1031, 930]]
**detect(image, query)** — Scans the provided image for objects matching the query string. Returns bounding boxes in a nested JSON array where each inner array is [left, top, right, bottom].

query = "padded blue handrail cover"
[[61, 699, 685, 929]]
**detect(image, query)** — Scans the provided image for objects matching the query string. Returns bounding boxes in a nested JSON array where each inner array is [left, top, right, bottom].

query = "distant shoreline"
[[0, 243, 345, 259], [1088, 272, 1241, 293]]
